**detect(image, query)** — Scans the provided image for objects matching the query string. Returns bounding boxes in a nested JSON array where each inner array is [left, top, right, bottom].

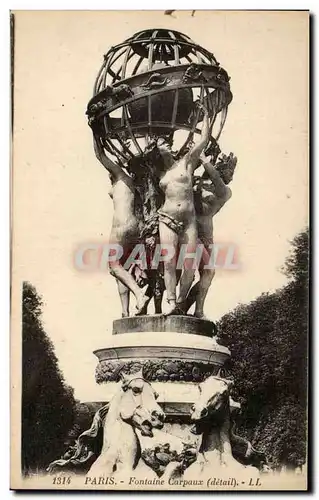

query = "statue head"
[[118, 370, 165, 437], [193, 172, 215, 197], [144, 136, 175, 170], [190, 375, 233, 434], [156, 136, 172, 155]]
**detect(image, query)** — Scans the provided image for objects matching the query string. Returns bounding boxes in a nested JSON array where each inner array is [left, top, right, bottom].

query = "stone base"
[[66, 315, 234, 477], [93, 315, 230, 416], [94, 331, 229, 383], [113, 315, 217, 337]]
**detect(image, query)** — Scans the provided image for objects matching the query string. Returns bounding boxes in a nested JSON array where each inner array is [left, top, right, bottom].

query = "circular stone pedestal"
[[94, 315, 230, 413], [92, 315, 231, 470], [112, 315, 217, 336]]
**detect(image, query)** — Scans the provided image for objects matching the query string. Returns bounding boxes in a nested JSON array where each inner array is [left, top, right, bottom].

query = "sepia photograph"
[[10, 9, 309, 491]]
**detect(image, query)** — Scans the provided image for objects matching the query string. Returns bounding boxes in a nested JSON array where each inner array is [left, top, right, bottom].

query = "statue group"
[[93, 109, 237, 319], [47, 29, 270, 487], [86, 28, 238, 319]]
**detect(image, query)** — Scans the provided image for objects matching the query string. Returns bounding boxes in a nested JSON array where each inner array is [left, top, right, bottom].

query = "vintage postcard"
[[10, 10, 309, 491]]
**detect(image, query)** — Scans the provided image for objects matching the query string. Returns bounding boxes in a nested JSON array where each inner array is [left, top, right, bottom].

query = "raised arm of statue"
[[187, 105, 210, 170], [93, 134, 126, 180], [200, 154, 230, 200]]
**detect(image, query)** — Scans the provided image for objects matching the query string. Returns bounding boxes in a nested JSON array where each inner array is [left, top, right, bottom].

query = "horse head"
[[190, 375, 233, 434], [118, 370, 165, 437]]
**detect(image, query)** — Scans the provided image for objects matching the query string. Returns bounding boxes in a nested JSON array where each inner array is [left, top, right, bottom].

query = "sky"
[[12, 10, 308, 400]]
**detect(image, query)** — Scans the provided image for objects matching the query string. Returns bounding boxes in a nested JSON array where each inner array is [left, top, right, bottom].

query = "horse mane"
[[46, 403, 109, 474], [102, 384, 126, 440], [74, 403, 109, 458]]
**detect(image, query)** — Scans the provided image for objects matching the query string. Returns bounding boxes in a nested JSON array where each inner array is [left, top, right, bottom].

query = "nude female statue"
[[93, 136, 148, 315], [182, 152, 237, 317], [147, 106, 210, 315]]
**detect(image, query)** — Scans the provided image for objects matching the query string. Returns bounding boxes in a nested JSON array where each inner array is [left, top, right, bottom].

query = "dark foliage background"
[[217, 228, 308, 469], [22, 282, 76, 474]]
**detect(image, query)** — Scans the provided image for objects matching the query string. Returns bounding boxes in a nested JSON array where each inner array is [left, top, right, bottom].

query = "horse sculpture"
[[47, 370, 165, 477], [87, 370, 165, 477], [183, 375, 260, 480]]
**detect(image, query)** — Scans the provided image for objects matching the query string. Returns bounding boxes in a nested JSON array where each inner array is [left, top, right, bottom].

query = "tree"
[[22, 282, 76, 474], [65, 401, 93, 446], [218, 228, 308, 468]]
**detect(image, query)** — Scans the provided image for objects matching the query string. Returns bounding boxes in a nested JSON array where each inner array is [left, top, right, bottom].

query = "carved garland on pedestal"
[[95, 359, 228, 383]]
